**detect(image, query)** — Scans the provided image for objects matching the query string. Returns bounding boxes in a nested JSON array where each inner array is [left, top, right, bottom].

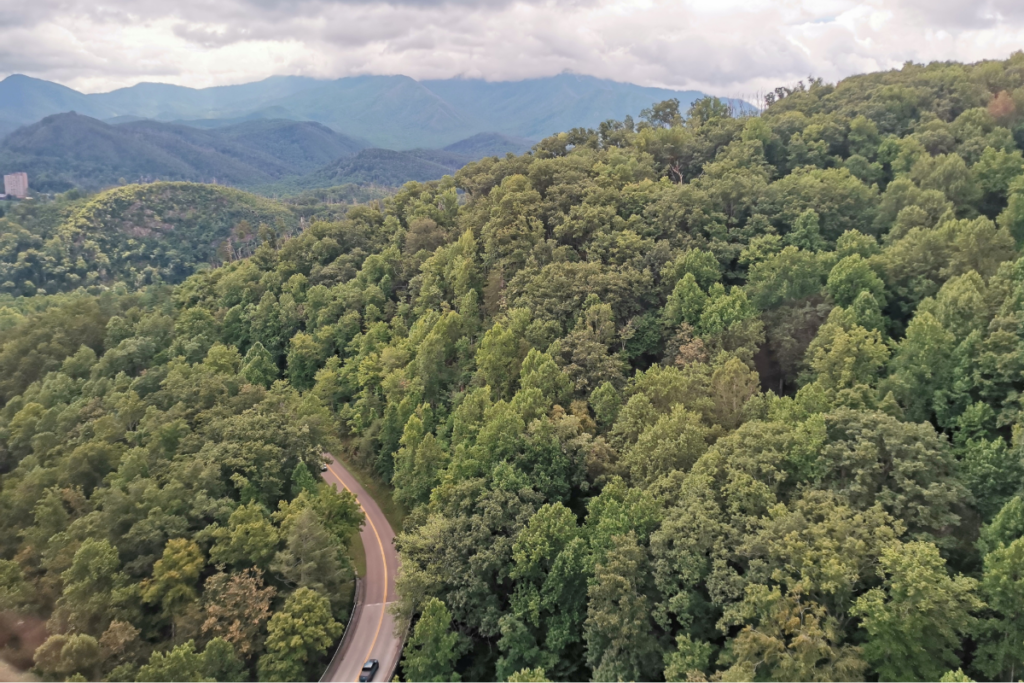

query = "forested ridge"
[[3, 54, 1024, 682], [0, 182, 297, 297]]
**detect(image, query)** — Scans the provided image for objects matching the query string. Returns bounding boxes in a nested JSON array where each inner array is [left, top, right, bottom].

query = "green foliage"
[[135, 638, 244, 682], [402, 597, 467, 682], [0, 182, 295, 297], [6, 54, 1024, 683], [852, 542, 983, 682], [257, 587, 343, 681]]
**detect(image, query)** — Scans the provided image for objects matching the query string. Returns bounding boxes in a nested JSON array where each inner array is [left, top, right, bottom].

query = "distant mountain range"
[[0, 113, 536, 193], [0, 73, 746, 150]]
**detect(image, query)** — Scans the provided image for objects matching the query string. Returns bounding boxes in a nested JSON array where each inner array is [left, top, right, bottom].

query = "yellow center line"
[[325, 460, 389, 682]]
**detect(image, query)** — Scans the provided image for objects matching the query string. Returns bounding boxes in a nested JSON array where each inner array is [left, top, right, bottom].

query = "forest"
[[3, 53, 1024, 682]]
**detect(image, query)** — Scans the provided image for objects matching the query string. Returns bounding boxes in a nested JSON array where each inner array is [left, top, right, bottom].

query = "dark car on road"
[[359, 659, 379, 682]]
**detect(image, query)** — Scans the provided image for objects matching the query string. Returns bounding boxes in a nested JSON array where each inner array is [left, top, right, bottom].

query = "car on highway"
[[358, 659, 379, 682], [320, 462, 329, 472]]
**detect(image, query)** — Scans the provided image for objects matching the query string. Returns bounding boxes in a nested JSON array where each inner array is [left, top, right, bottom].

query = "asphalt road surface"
[[321, 456, 402, 683]]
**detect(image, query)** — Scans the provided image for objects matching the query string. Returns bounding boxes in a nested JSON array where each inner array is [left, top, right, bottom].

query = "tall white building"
[[3, 172, 28, 198]]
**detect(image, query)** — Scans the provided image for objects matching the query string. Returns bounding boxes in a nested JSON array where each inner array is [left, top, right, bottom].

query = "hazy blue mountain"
[[0, 75, 117, 125], [0, 113, 366, 192], [263, 75, 476, 149], [420, 74, 724, 140], [0, 119, 18, 142], [88, 75, 323, 120], [216, 118, 367, 163], [443, 132, 535, 157], [0, 72, 745, 150], [170, 106, 309, 129]]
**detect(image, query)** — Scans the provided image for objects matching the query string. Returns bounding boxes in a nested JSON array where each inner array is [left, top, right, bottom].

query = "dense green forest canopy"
[[4, 54, 1024, 682], [0, 183, 297, 297]]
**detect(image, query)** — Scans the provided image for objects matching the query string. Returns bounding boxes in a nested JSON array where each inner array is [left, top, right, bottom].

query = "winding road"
[[320, 455, 403, 683]]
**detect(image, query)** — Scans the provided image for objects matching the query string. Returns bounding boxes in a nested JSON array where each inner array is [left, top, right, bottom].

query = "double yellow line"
[[326, 461, 389, 681]]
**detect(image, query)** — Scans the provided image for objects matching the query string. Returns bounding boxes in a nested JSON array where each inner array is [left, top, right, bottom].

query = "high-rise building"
[[3, 172, 28, 199]]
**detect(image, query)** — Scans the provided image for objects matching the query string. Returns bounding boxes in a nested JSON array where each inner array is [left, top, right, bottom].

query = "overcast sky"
[[1, 0, 1023, 96]]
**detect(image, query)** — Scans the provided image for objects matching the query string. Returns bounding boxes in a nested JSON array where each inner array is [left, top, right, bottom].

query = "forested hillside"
[[4, 53, 1024, 683], [0, 182, 296, 296]]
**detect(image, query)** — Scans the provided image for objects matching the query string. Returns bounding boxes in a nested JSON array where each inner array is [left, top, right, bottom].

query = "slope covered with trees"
[[4, 53, 1024, 683], [0, 182, 296, 297]]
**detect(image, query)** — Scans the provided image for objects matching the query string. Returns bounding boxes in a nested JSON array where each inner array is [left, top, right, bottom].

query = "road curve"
[[320, 455, 403, 683]]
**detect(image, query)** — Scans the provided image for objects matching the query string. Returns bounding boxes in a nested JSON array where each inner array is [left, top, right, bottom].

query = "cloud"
[[1, 0, 1023, 95]]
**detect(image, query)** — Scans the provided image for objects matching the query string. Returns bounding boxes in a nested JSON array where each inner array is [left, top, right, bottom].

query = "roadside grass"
[[348, 526, 367, 577]]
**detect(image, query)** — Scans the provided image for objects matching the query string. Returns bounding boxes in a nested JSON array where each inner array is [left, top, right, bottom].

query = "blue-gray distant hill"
[[0, 111, 535, 193], [443, 132, 535, 158], [0, 113, 368, 192], [0, 72, 752, 149], [256, 136, 534, 195]]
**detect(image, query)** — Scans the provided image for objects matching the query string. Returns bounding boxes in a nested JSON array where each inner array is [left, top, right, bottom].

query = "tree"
[[640, 98, 681, 128], [271, 507, 351, 614], [664, 634, 713, 682], [852, 541, 982, 681], [826, 255, 886, 309], [717, 586, 866, 682], [50, 537, 130, 637], [786, 209, 826, 252], [241, 341, 277, 388], [135, 638, 243, 682], [209, 502, 281, 569], [974, 537, 1024, 680], [290, 461, 318, 498], [709, 356, 761, 429], [883, 311, 956, 421], [202, 568, 277, 659], [622, 405, 707, 485], [686, 96, 731, 125], [663, 274, 706, 329], [804, 310, 889, 403], [257, 587, 343, 682], [402, 597, 467, 682], [287, 331, 323, 391], [141, 538, 204, 622], [499, 503, 590, 680], [584, 532, 660, 682], [34, 633, 102, 681]]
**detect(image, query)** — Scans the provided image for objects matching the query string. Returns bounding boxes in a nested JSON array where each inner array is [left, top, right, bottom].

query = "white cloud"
[[1, 0, 1023, 95]]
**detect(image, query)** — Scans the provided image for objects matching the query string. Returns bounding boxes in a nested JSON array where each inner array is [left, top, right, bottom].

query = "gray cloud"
[[1, 0, 1023, 96]]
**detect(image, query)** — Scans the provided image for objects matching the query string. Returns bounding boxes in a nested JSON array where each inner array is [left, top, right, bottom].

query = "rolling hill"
[[256, 134, 536, 194], [300, 148, 472, 188], [443, 132, 535, 158], [0, 113, 368, 192]]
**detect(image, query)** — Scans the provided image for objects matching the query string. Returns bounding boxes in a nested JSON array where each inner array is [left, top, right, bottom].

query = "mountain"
[[0, 73, 749, 149], [0, 119, 17, 142], [87, 75, 323, 120], [266, 75, 477, 149], [0, 74, 118, 126], [420, 74, 719, 140], [0, 113, 368, 192], [443, 132, 535, 158]]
